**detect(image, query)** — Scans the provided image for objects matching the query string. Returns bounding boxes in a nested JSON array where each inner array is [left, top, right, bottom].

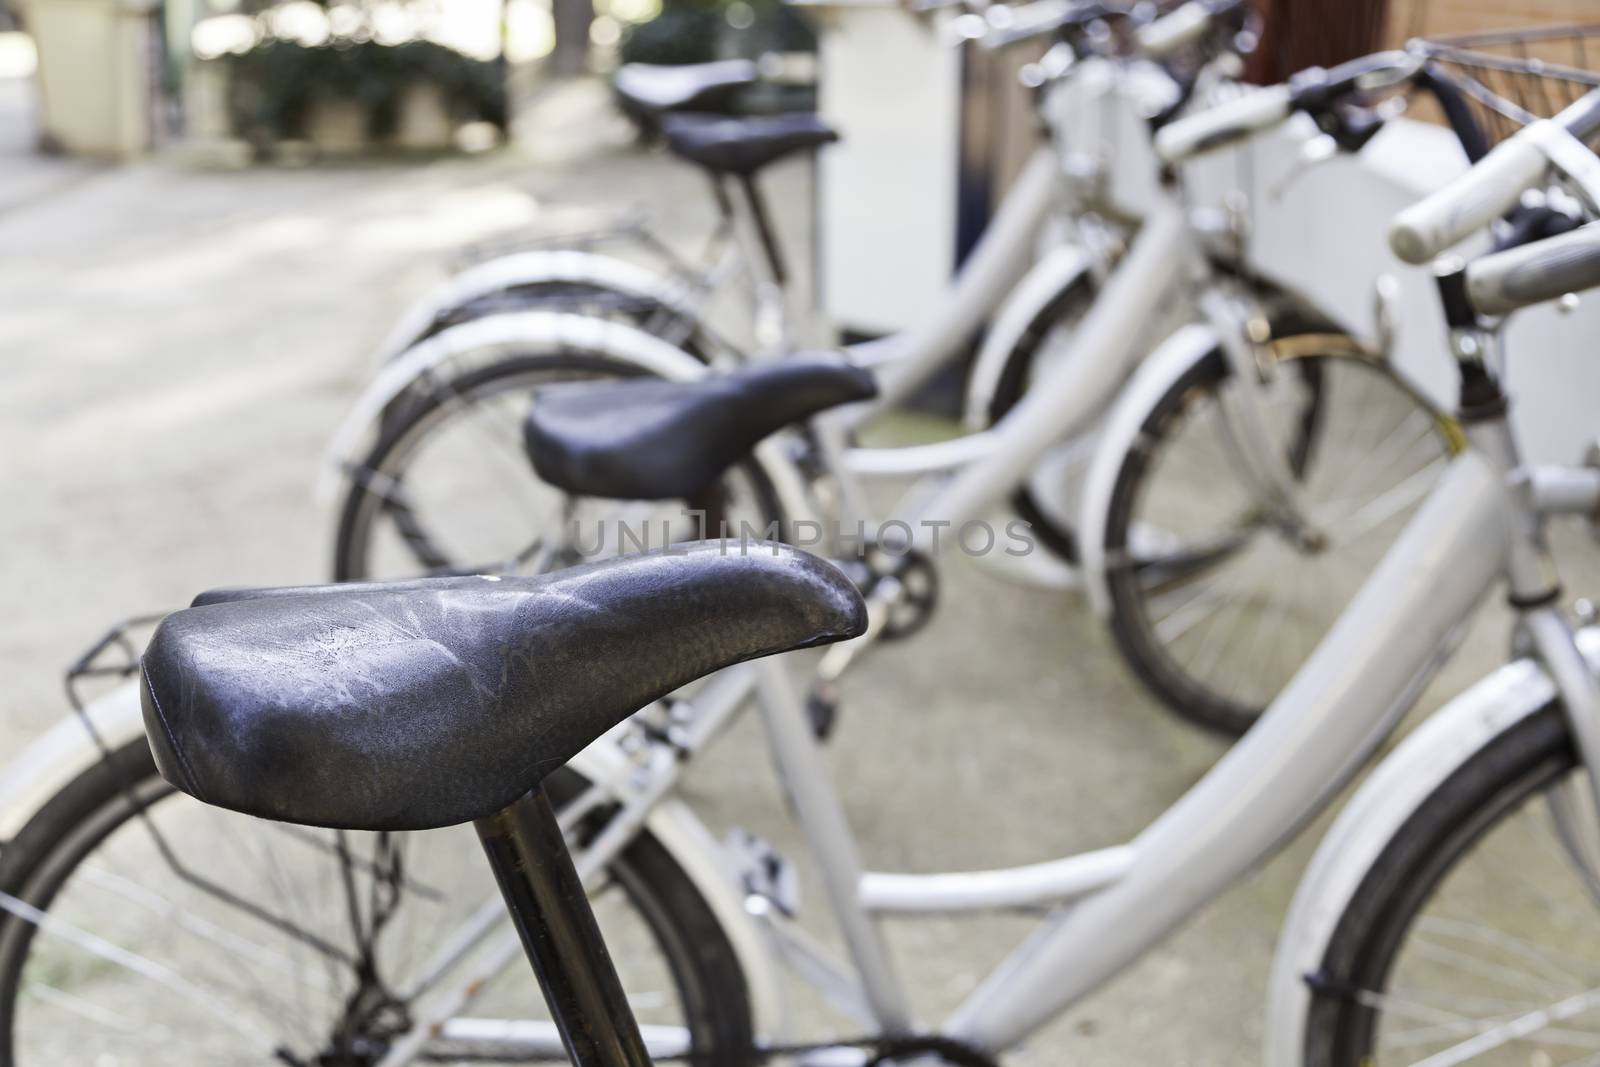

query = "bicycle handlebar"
[[1465, 219, 1600, 315], [1134, 1, 1209, 57], [983, 0, 1241, 54], [1154, 84, 1291, 162], [980, 0, 1084, 50], [1390, 90, 1600, 264], [907, 0, 977, 12], [1389, 136, 1555, 264], [1135, 0, 1246, 59], [1155, 50, 1419, 165]]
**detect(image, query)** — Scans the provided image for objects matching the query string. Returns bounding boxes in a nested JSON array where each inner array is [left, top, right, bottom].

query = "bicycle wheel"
[[401, 280, 714, 364], [0, 740, 753, 1066], [983, 273, 1098, 562], [1103, 336, 1458, 735], [371, 280, 722, 446], [334, 351, 784, 582], [1301, 701, 1600, 1066]]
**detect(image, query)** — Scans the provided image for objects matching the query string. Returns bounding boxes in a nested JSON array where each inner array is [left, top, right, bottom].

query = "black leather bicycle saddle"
[[612, 60, 758, 117], [661, 112, 839, 175], [523, 353, 877, 501], [140, 543, 866, 832]]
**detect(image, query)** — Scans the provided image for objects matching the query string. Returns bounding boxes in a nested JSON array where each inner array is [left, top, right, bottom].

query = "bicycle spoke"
[[1111, 352, 1452, 728], [76, 864, 335, 993], [24, 983, 273, 1057], [1393, 985, 1600, 1066], [0, 889, 284, 1054], [1318, 456, 1448, 545]]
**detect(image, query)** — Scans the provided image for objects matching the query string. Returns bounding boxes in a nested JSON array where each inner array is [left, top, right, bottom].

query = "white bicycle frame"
[[0, 78, 1461, 1067], [318, 138, 1072, 502], [321, 52, 1260, 542], [272, 197, 1457, 1062], [763, 191, 1374, 611], [354, 384, 1596, 1064], [16, 405, 1594, 1063], [10, 45, 1600, 1067], [337, 131, 1600, 1053]]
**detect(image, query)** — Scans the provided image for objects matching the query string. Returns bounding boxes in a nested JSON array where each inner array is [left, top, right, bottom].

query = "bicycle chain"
[[863, 1034, 1001, 1066], [868, 548, 940, 642]]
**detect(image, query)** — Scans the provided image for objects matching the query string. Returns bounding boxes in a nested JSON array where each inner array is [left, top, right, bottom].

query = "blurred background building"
[[4, 0, 1600, 424], [2, 0, 1598, 414], [2, 0, 1592, 163]]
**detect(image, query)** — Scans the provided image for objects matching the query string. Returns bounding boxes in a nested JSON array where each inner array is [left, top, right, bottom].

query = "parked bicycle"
[[7, 24, 1600, 1066], [327, 0, 1455, 735]]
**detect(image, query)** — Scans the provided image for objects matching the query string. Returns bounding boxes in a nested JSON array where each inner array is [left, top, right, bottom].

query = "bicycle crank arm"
[[814, 583, 897, 685]]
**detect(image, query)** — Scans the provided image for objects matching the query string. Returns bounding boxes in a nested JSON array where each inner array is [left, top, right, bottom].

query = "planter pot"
[[19, 0, 158, 158], [304, 95, 369, 156], [393, 81, 454, 151]]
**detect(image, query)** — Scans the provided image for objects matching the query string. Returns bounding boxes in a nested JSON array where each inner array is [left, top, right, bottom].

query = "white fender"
[[1077, 322, 1220, 616], [319, 311, 715, 503], [560, 728, 790, 1043], [1263, 625, 1600, 1064], [960, 244, 1099, 431], [0, 681, 147, 842], [370, 251, 702, 369], [0, 679, 789, 1042]]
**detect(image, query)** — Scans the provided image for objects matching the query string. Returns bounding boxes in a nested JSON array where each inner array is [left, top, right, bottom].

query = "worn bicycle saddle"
[[141, 543, 865, 831], [660, 112, 840, 175], [612, 60, 758, 117], [523, 352, 877, 501]]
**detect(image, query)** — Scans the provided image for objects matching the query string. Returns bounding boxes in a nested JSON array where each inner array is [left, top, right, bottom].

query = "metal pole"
[[475, 787, 654, 1067]]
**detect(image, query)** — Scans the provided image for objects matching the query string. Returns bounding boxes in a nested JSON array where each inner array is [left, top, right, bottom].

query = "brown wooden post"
[[551, 0, 595, 77], [1245, 0, 1390, 84]]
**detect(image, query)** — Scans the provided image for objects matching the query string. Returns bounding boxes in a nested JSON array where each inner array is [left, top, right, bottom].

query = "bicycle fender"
[[564, 737, 789, 1045], [0, 680, 146, 843], [1077, 322, 1220, 617], [0, 681, 790, 1044], [1262, 625, 1600, 1064], [318, 311, 713, 503], [961, 244, 1098, 431], [370, 251, 701, 369]]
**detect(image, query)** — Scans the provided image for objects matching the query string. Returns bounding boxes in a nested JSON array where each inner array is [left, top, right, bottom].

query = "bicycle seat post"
[[475, 787, 655, 1067]]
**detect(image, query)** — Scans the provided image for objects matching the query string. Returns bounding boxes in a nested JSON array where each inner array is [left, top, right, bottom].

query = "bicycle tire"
[[334, 351, 785, 582], [1103, 336, 1456, 736], [983, 273, 1098, 563], [1300, 700, 1578, 1065], [0, 740, 756, 1066], [404, 280, 713, 363]]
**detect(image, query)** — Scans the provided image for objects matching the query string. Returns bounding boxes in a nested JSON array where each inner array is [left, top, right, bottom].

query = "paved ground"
[[0, 72, 98, 217], [4, 71, 1600, 1065]]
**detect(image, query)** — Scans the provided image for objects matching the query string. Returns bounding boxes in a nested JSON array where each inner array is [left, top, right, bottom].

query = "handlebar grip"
[[1154, 84, 1293, 164], [1465, 220, 1600, 315], [1135, 1, 1210, 58], [1388, 134, 1550, 264], [979, 0, 1075, 49]]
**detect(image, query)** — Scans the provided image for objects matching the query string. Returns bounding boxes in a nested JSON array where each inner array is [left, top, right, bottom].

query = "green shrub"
[[618, 0, 816, 67], [225, 38, 507, 149]]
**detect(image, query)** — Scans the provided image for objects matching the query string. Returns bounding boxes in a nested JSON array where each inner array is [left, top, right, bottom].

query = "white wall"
[[815, 4, 961, 336]]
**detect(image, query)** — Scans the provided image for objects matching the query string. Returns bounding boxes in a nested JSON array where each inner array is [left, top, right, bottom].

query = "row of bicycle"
[[8, 1, 1600, 1064]]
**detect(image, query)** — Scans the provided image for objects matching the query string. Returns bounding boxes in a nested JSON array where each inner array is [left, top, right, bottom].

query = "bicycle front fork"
[[475, 787, 655, 1067]]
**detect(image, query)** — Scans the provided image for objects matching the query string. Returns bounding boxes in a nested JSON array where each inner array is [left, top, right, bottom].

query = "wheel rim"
[[1109, 349, 1456, 729], [1320, 716, 1600, 1065], [0, 760, 710, 1065], [339, 357, 776, 583]]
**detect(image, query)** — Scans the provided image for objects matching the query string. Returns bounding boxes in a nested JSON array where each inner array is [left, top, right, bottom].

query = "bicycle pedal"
[[725, 828, 801, 918], [806, 683, 841, 740]]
